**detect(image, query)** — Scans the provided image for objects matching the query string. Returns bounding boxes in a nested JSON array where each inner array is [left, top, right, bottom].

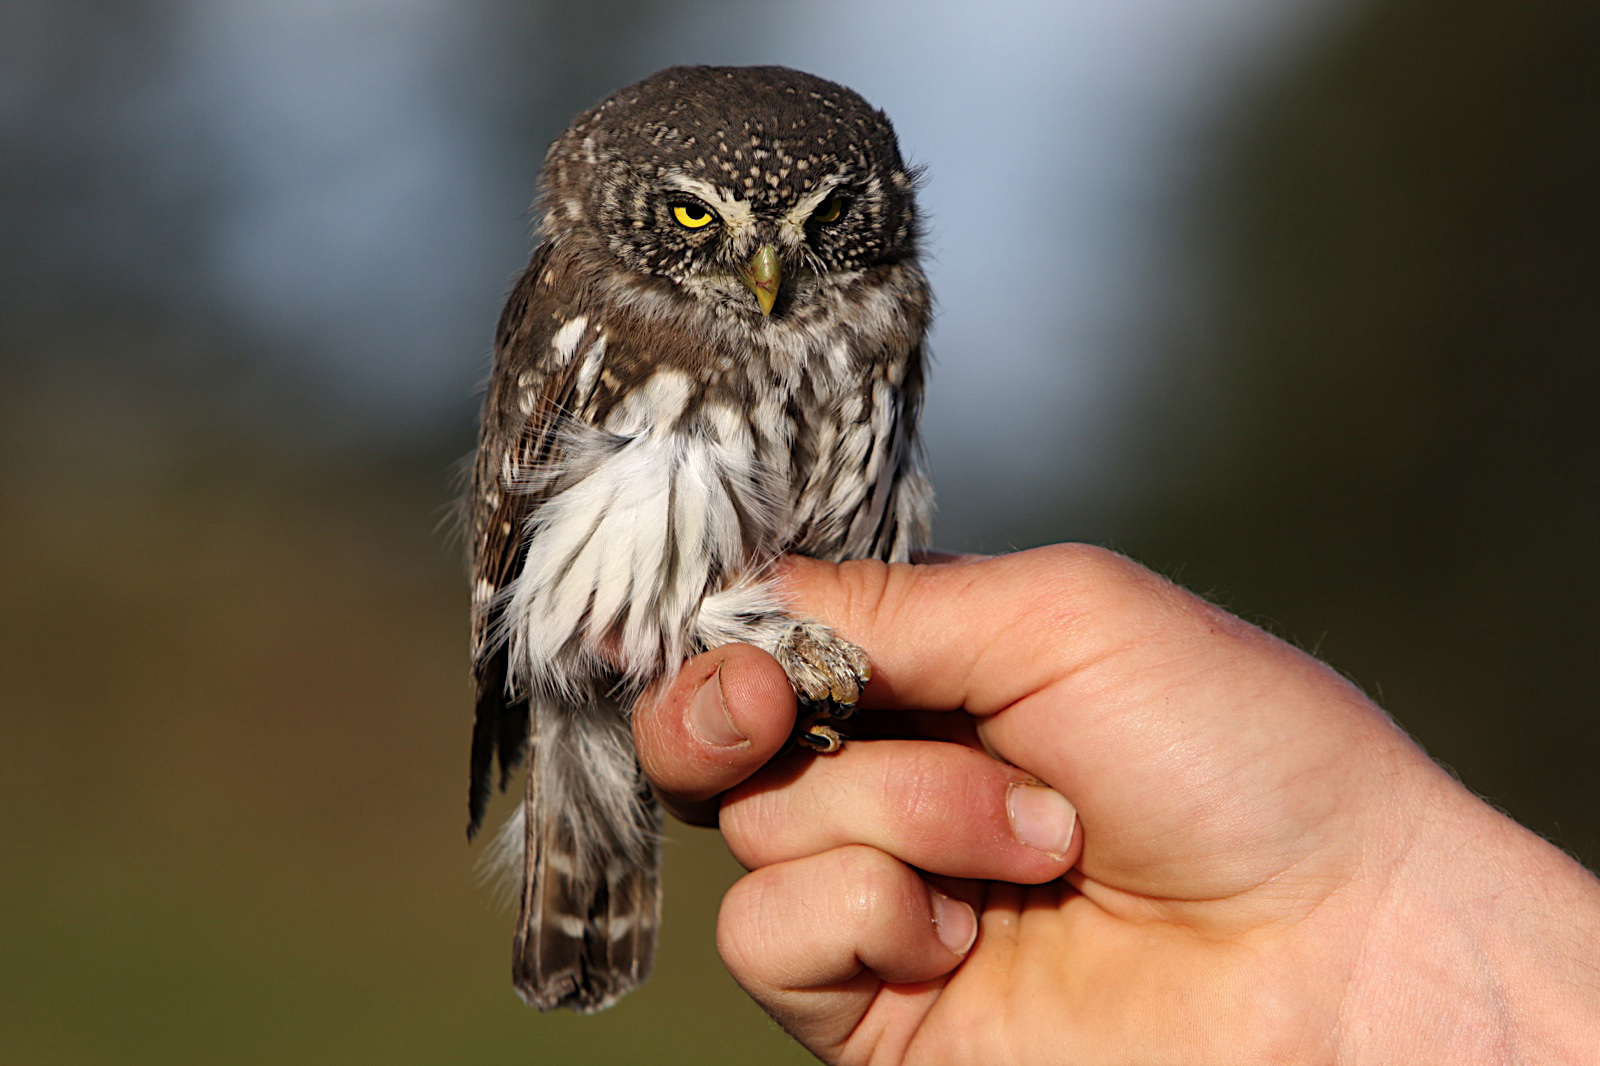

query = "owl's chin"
[[678, 270, 836, 325], [677, 272, 770, 317]]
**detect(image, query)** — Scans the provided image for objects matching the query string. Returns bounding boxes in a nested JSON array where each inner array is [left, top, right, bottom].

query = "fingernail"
[[930, 889, 978, 956], [688, 666, 746, 748], [1007, 783, 1077, 858]]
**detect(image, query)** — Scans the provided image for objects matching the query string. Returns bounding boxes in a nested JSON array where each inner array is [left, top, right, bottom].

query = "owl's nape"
[[468, 64, 931, 1013]]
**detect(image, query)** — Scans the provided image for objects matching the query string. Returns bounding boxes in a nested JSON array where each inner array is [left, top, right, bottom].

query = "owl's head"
[[538, 66, 921, 320]]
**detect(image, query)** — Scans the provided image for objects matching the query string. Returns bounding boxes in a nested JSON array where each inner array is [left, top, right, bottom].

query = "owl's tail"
[[494, 698, 662, 1013]]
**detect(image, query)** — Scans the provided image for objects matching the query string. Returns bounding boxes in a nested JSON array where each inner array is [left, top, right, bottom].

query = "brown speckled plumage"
[[467, 65, 932, 1012]]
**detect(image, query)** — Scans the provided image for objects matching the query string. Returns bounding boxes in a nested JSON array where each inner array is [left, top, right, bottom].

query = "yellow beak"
[[741, 243, 780, 316]]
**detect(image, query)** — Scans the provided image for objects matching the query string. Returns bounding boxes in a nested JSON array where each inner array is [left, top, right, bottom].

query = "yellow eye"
[[812, 196, 844, 225], [672, 203, 714, 229]]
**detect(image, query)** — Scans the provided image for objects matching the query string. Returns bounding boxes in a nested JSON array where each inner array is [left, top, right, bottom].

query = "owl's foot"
[[774, 622, 871, 706], [773, 622, 870, 755]]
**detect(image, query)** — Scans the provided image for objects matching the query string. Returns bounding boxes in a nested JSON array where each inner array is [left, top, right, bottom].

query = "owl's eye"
[[811, 195, 845, 225], [671, 203, 715, 229]]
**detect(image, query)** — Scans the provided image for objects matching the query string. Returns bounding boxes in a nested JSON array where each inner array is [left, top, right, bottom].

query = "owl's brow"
[[789, 175, 853, 216], [658, 175, 753, 227]]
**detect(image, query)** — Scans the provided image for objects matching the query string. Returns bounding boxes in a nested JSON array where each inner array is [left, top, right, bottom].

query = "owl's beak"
[[741, 243, 781, 316]]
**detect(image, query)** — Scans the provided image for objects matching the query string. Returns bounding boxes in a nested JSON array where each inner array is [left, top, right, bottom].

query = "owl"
[[467, 65, 932, 1013]]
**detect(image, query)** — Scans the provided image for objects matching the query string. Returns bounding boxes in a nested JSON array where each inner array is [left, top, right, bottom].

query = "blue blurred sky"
[[4, 0, 1343, 524]]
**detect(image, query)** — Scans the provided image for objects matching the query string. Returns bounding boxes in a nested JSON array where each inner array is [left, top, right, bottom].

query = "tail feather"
[[508, 699, 661, 1012], [602, 856, 659, 996]]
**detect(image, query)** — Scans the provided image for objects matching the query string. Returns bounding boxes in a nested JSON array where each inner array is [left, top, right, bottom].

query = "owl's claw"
[[797, 722, 844, 753]]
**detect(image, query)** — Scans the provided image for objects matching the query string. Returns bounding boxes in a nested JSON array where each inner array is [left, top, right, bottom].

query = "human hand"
[[634, 546, 1600, 1064]]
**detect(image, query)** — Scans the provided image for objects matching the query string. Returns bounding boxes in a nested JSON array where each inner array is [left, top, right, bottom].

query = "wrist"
[[1338, 771, 1600, 1064]]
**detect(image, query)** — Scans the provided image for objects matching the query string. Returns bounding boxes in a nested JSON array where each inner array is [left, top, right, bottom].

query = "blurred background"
[[3, 0, 1596, 1061]]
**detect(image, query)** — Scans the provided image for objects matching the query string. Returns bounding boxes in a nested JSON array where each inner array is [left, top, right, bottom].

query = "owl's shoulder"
[[492, 245, 586, 371]]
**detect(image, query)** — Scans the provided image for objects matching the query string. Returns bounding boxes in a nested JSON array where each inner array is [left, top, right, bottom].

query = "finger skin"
[[702, 548, 1600, 1064], [717, 845, 974, 1054], [633, 643, 796, 826], [776, 547, 1433, 906], [775, 545, 1195, 717], [721, 740, 1077, 883]]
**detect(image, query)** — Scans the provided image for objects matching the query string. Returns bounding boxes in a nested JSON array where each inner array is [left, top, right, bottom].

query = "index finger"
[[776, 545, 1174, 717]]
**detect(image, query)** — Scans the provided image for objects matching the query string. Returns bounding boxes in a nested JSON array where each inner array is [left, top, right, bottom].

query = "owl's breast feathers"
[[477, 255, 924, 660]]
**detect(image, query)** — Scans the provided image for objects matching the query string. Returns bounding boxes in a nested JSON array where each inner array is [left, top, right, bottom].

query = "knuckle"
[[714, 873, 772, 976], [828, 844, 919, 935], [1029, 542, 1140, 605], [1019, 542, 1194, 638], [830, 557, 898, 636], [880, 744, 993, 849]]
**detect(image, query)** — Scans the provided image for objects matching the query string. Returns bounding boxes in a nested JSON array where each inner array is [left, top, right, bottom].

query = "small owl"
[[467, 65, 932, 1012]]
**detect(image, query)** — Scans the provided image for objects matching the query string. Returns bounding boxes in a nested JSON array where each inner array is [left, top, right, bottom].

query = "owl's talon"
[[799, 723, 844, 753]]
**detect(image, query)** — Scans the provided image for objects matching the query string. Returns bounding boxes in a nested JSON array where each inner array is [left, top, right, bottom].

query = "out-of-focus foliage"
[[1113, 0, 1600, 860]]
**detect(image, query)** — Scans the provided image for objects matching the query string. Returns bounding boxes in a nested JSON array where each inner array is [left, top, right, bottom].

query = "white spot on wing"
[[551, 316, 589, 365], [576, 335, 606, 399]]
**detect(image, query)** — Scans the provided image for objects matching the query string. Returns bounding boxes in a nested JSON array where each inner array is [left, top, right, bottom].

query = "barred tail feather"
[[508, 698, 661, 1013]]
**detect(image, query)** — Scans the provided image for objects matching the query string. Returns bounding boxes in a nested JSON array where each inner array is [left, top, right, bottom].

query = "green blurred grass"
[[0, 425, 812, 1064]]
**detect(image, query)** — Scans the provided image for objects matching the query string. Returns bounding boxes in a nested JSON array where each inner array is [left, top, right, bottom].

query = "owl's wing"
[[467, 247, 599, 836], [850, 345, 934, 564]]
